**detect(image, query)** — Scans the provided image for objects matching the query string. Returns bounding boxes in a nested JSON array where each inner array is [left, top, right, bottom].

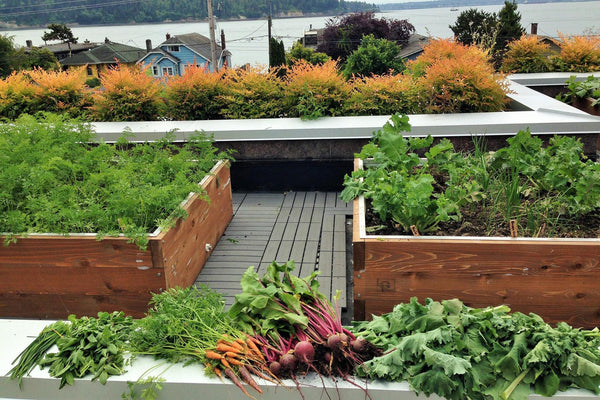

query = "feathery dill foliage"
[[0, 113, 231, 249]]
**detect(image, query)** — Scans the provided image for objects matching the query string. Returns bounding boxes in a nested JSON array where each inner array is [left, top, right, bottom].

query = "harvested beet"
[[327, 333, 348, 350], [294, 340, 315, 364], [280, 353, 297, 371], [269, 361, 282, 376]]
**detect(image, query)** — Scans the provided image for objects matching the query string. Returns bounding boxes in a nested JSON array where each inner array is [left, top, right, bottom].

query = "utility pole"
[[267, 0, 272, 65], [207, 0, 219, 72]]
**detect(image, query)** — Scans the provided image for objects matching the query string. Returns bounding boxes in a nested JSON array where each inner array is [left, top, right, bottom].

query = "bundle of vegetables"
[[128, 285, 267, 397], [9, 311, 133, 389], [351, 297, 600, 400], [228, 261, 380, 383]]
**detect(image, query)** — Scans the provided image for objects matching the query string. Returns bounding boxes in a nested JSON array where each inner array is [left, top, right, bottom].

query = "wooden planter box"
[[351, 160, 600, 329], [0, 160, 233, 319], [573, 97, 600, 116]]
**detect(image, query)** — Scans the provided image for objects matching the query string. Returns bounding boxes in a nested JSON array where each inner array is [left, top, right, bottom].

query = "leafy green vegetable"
[[352, 297, 600, 400], [342, 113, 600, 237], [228, 261, 323, 337], [38, 311, 134, 388]]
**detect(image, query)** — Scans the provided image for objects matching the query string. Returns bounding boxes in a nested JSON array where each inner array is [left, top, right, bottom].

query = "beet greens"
[[229, 261, 380, 379]]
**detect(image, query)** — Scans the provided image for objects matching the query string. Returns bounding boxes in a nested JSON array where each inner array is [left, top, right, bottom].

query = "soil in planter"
[[365, 192, 600, 238], [365, 200, 600, 238]]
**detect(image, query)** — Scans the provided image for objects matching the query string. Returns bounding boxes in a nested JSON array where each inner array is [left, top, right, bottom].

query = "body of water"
[[2, 1, 599, 67]]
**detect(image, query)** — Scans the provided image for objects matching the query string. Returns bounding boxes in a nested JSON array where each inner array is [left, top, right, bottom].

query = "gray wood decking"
[[195, 191, 352, 309]]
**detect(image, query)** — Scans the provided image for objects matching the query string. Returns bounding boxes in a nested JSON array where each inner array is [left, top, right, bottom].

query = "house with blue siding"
[[138, 32, 231, 77]]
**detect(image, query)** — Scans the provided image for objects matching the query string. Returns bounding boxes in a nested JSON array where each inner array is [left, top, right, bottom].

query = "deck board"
[[195, 191, 352, 309]]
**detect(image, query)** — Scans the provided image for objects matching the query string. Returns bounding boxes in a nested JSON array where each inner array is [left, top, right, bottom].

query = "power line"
[[1, 0, 146, 17]]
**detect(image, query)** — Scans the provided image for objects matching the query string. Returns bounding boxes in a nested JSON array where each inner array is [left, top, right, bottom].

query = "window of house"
[[152, 66, 159, 76], [162, 67, 174, 76], [86, 65, 93, 76], [166, 45, 180, 52]]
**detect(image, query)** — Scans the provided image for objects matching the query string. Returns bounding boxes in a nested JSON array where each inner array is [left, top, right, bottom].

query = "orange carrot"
[[226, 357, 244, 366], [205, 350, 224, 360], [221, 357, 232, 369], [246, 338, 265, 361], [225, 351, 242, 359], [216, 343, 242, 354]]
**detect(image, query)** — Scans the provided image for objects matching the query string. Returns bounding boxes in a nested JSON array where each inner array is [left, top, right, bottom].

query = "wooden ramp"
[[195, 191, 351, 309]]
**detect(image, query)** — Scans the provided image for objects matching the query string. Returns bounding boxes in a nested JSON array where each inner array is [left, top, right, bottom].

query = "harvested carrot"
[[246, 338, 265, 361], [244, 364, 279, 385], [239, 365, 263, 394], [205, 350, 224, 360], [221, 357, 232, 369], [216, 342, 243, 354], [226, 357, 244, 366], [225, 351, 242, 359], [224, 368, 255, 400]]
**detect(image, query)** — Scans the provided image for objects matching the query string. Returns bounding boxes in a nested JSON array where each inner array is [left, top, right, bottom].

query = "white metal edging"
[[90, 74, 600, 143], [0, 319, 596, 400]]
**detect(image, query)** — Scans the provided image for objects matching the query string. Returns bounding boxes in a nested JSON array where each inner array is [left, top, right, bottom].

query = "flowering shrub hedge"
[[0, 40, 512, 121], [501, 34, 600, 73]]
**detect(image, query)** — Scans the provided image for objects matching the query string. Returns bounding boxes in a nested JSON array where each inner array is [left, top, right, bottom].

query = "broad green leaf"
[[534, 369, 560, 397], [563, 353, 600, 377], [423, 346, 471, 376], [410, 369, 458, 399]]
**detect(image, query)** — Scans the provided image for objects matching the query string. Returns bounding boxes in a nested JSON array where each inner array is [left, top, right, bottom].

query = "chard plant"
[[342, 114, 600, 237]]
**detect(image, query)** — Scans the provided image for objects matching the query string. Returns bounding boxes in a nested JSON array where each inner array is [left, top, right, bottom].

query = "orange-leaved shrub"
[[283, 60, 350, 119], [220, 67, 285, 119], [92, 64, 164, 121], [0, 71, 38, 120], [27, 67, 91, 118], [164, 65, 228, 120], [344, 74, 424, 116], [406, 38, 490, 77], [551, 34, 600, 72], [500, 35, 552, 73], [407, 39, 509, 113]]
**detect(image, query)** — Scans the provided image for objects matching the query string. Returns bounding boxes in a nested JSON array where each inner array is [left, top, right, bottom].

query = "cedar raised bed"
[[351, 160, 600, 329], [0, 160, 233, 319]]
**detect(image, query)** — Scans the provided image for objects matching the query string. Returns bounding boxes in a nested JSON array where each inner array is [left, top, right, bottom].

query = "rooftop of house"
[[60, 40, 146, 66], [149, 32, 229, 62]]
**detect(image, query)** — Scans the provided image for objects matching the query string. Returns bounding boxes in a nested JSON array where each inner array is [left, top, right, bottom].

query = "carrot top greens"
[[0, 113, 231, 249]]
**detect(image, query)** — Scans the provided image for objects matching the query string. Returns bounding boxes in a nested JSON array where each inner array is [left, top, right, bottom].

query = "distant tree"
[[0, 34, 16, 78], [269, 38, 286, 68], [42, 24, 78, 44], [16, 47, 59, 71], [496, 1, 525, 54], [317, 12, 414, 62], [450, 8, 499, 49], [287, 42, 331, 65], [343, 34, 405, 78]]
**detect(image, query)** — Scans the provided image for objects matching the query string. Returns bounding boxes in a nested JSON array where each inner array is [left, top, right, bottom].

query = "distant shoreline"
[[378, 0, 600, 11], [0, 11, 345, 31], [1, 0, 598, 32]]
